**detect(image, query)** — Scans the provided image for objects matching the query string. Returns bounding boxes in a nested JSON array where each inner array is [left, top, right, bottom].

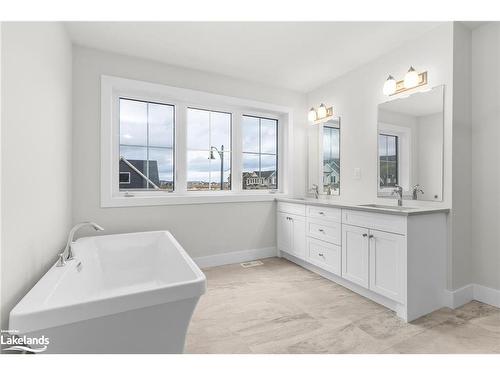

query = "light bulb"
[[404, 66, 419, 88], [308, 107, 317, 122], [317, 104, 327, 119], [383, 75, 396, 96]]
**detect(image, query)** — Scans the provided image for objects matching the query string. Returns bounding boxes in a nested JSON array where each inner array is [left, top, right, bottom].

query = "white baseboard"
[[193, 247, 277, 269], [473, 284, 500, 308], [445, 283, 500, 309]]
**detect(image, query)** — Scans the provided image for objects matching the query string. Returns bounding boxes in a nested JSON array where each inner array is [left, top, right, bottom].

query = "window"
[[102, 76, 290, 207], [187, 108, 231, 191], [242, 115, 278, 190], [379, 134, 398, 188], [119, 98, 174, 191]]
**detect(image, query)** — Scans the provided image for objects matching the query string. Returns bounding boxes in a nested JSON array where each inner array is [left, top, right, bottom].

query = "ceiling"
[[65, 22, 444, 93]]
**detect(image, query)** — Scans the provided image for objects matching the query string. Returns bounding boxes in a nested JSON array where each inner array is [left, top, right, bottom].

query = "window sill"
[[101, 192, 286, 208]]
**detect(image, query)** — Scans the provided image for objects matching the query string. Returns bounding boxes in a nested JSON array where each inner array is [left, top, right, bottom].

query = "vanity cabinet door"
[[290, 215, 306, 260], [369, 229, 405, 303], [341, 224, 369, 288], [277, 212, 293, 254]]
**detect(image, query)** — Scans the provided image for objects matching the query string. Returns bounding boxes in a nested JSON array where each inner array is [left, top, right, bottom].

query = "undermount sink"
[[359, 204, 417, 211]]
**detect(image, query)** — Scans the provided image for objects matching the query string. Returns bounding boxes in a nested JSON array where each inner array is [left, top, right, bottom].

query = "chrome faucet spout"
[[57, 222, 104, 266]]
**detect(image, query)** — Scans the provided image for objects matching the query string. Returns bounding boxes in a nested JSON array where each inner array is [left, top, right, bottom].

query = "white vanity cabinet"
[[276, 199, 449, 322], [342, 223, 404, 303], [277, 203, 306, 260], [341, 224, 370, 288]]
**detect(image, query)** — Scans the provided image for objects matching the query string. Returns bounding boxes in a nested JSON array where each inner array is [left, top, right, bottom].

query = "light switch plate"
[[353, 168, 361, 180]]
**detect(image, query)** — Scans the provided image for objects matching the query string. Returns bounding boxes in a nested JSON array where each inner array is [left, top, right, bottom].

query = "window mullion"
[[175, 103, 188, 194], [232, 111, 243, 192]]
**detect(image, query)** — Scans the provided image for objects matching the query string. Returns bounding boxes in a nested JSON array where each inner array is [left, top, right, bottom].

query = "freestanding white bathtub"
[[9, 231, 206, 354]]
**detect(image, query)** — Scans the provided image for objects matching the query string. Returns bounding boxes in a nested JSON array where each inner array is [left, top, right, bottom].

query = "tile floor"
[[186, 257, 500, 354]]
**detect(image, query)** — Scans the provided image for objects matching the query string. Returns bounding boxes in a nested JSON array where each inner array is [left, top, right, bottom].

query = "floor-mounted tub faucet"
[[57, 222, 104, 267]]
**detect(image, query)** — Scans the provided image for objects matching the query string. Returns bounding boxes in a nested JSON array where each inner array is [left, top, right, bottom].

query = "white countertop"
[[276, 197, 450, 216]]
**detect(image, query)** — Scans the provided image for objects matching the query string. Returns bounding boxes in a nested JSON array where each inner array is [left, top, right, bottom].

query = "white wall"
[[471, 22, 500, 290], [72, 46, 307, 259], [1, 23, 73, 329]]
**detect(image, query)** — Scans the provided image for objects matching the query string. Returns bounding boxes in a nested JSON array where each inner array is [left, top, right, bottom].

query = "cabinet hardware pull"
[[318, 229, 324, 232], [362, 233, 368, 237], [369, 235, 374, 239], [318, 253, 324, 257], [318, 211, 325, 215]]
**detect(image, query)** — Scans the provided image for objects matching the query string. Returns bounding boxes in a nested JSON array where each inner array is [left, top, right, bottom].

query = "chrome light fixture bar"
[[383, 67, 428, 96], [308, 103, 334, 124]]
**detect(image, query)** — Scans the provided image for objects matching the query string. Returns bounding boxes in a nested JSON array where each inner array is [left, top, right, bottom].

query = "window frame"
[[101, 75, 292, 207], [241, 114, 279, 191], [186, 107, 233, 192], [118, 97, 176, 192]]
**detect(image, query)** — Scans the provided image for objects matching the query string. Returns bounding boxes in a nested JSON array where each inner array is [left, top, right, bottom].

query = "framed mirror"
[[377, 85, 444, 201]]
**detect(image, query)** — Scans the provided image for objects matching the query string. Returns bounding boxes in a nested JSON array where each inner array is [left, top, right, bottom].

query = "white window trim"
[[101, 75, 293, 207]]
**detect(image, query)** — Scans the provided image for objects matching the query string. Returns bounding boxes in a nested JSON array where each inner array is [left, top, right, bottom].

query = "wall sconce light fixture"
[[308, 103, 334, 123], [383, 66, 428, 96]]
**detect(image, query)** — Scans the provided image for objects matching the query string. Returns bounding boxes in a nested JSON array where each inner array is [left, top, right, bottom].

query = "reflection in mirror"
[[322, 118, 340, 195], [377, 85, 444, 201]]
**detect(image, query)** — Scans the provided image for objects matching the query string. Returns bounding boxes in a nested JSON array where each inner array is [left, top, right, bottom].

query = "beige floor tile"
[[187, 257, 500, 354], [383, 319, 500, 354]]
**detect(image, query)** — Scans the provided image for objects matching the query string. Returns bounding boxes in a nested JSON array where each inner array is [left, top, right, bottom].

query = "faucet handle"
[[56, 253, 66, 267]]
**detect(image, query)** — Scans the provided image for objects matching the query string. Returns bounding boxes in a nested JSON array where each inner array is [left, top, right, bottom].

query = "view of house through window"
[[379, 133, 398, 188], [119, 98, 175, 191], [323, 125, 340, 193], [187, 108, 232, 191], [242, 115, 278, 190]]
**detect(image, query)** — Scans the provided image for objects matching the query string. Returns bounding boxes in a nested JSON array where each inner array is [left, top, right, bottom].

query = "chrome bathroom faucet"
[[392, 185, 404, 206], [57, 222, 104, 267], [309, 184, 319, 199]]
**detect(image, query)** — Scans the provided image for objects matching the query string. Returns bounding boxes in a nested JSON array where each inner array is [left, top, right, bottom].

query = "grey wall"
[[451, 22, 473, 289], [71, 46, 307, 259], [471, 22, 500, 290], [1, 22, 73, 329]]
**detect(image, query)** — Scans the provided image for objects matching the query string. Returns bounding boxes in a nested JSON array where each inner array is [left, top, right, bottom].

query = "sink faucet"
[[309, 184, 319, 199], [57, 222, 104, 267], [392, 185, 403, 206], [412, 184, 424, 200]]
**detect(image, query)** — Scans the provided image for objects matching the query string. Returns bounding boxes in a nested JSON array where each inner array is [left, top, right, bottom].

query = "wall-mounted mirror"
[[308, 117, 341, 196], [377, 85, 444, 201]]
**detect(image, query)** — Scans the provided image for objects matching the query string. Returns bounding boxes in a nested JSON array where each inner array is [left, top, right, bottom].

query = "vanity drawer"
[[342, 209, 406, 235], [306, 237, 341, 276], [278, 202, 306, 216], [306, 205, 341, 222], [307, 218, 341, 245]]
